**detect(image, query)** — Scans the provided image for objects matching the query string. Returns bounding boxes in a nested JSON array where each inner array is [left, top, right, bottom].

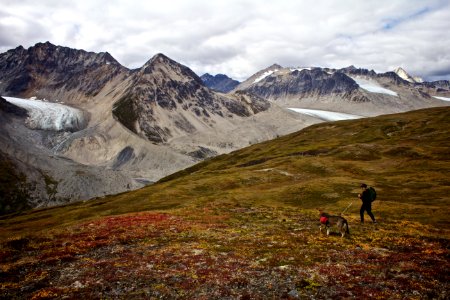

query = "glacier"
[[351, 77, 398, 97], [433, 96, 450, 102], [288, 108, 363, 121], [3, 96, 86, 131]]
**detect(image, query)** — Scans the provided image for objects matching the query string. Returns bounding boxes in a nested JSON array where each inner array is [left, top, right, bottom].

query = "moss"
[[42, 172, 58, 201], [0, 152, 31, 215], [112, 95, 138, 133]]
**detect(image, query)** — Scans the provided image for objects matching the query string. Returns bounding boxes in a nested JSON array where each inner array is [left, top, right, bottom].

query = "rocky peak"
[[200, 73, 240, 93], [200, 73, 214, 82], [0, 42, 127, 99], [337, 65, 359, 74], [339, 66, 377, 77], [141, 53, 203, 85], [394, 67, 423, 83], [113, 53, 270, 144]]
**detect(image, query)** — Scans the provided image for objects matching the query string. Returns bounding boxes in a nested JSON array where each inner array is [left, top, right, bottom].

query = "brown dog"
[[319, 211, 350, 237]]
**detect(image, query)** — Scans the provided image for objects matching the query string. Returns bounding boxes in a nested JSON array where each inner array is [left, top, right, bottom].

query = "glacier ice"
[[3, 96, 86, 131], [433, 96, 450, 102], [288, 108, 363, 121], [350, 77, 398, 97]]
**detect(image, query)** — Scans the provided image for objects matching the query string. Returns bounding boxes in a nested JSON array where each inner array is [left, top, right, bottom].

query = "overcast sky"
[[1, 0, 449, 81]]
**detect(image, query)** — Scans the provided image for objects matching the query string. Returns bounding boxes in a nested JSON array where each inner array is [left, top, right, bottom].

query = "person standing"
[[358, 183, 376, 224]]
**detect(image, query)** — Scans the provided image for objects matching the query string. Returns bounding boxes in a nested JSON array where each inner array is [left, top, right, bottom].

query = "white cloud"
[[0, 0, 449, 81]]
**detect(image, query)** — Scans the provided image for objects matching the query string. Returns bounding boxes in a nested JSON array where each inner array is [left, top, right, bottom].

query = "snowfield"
[[351, 77, 398, 96], [433, 96, 450, 102], [3, 96, 86, 131], [290, 67, 312, 72], [288, 108, 364, 121], [253, 70, 278, 83]]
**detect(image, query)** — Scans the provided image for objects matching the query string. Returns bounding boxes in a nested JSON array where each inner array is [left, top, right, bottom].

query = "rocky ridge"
[[200, 73, 240, 93], [233, 64, 450, 116]]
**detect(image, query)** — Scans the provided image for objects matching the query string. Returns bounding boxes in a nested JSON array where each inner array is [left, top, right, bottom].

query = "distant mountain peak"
[[200, 73, 240, 93], [139, 53, 203, 86], [149, 53, 171, 63], [268, 63, 283, 69], [394, 67, 423, 83]]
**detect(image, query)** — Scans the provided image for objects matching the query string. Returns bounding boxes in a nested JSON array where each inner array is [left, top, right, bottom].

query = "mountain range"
[[0, 42, 308, 212], [231, 64, 450, 116], [1, 41, 449, 213]]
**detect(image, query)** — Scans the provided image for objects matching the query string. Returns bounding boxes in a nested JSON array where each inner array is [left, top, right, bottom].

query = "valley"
[[1, 106, 449, 299]]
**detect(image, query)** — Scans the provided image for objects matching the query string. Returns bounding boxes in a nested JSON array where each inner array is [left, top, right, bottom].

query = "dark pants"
[[360, 202, 375, 222]]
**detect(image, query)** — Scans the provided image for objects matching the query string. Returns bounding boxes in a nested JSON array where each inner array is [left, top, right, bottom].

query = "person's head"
[[360, 183, 367, 190]]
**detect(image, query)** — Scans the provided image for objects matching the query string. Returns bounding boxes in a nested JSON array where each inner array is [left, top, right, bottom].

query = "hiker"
[[358, 183, 376, 224]]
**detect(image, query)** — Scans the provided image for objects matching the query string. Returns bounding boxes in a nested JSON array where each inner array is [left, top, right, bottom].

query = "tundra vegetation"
[[1, 107, 449, 299]]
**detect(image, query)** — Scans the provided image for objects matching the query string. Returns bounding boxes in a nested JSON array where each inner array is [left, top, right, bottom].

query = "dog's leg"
[[341, 223, 348, 237], [326, 226, 331, 236]]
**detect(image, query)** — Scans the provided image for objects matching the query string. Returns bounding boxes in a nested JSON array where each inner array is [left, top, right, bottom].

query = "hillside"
[[1, 107, 449, 299]]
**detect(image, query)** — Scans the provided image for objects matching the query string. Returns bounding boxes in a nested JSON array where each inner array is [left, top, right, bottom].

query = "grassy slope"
[[1, 106, 449, 299]]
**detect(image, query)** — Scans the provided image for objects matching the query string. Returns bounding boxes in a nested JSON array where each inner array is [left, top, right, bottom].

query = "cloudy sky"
[[1, 0, 449, 81]]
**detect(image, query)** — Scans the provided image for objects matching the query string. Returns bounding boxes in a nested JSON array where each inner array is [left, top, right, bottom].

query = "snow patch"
[[288, 108, 363, 121], [253, 70, 278, 83], [351, 77, 398, 97], [290, 67, 311, 72], [3, 96, 86, 131], [433, 96, 450, 102]]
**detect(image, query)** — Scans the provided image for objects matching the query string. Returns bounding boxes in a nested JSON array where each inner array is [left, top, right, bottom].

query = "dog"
[[319, 211, 350, 237]]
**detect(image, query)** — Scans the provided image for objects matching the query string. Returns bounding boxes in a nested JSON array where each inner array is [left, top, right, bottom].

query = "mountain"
[[394, 67, 423, 83], [112, 53, 269, 144], [200, 73, 240, 93], [0, 43, 310, 213], [1, 106, 448, 298], [0, 42, 128, 102], [233, 64, 450, 116]]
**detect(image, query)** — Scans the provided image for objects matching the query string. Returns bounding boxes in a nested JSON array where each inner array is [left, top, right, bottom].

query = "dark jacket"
[[360, 189, 372, 204]]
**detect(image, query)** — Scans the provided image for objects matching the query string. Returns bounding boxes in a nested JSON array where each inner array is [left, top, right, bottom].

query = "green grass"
[[0, 106, 449, 298]]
